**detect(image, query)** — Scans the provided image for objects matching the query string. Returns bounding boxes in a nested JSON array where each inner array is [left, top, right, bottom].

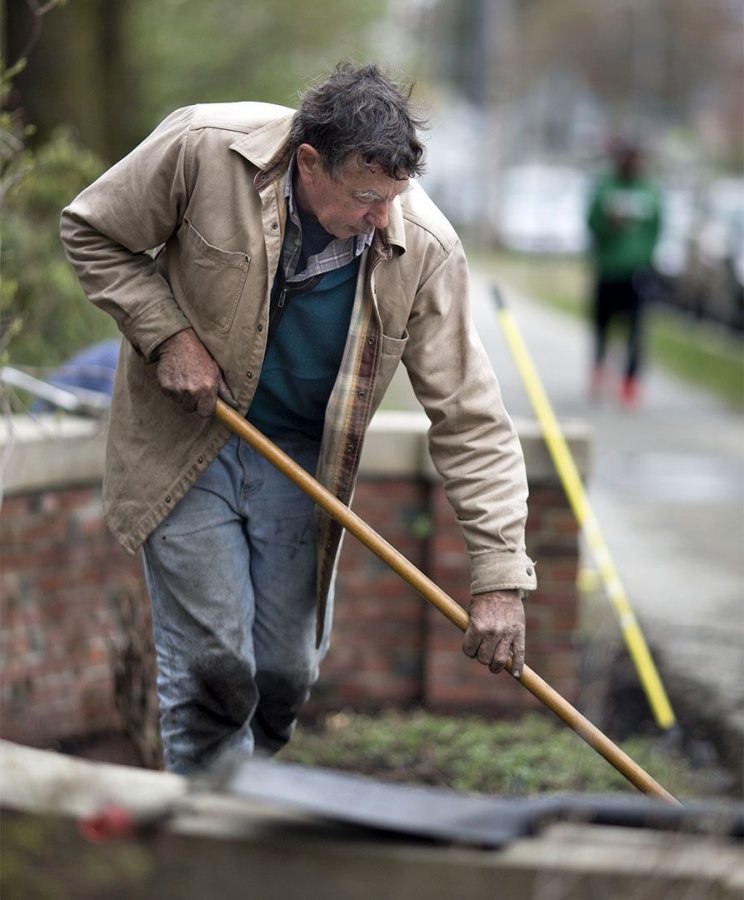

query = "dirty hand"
[[154, 328, 235, 417], [462, 590, 526, 678]]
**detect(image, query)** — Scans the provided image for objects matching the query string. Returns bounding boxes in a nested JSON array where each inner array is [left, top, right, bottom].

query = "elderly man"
[[61, 63, 536, 774]]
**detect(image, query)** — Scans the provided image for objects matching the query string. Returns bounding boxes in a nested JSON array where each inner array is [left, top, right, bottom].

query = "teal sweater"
[[247, 257, 359, 439], [587, 175, 662, 278]]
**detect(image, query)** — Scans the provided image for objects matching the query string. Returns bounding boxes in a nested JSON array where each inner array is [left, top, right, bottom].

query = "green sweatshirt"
[[587, 174, 662, 279]]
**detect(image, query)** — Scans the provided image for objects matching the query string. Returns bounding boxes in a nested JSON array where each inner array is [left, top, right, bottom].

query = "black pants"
[[592, 274, 645, 379]]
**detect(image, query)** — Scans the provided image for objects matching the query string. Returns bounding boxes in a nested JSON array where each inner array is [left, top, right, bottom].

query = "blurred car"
[[492, 164, 590, 254], [672, 178, 744, 333], [653, 187, 695, 282]]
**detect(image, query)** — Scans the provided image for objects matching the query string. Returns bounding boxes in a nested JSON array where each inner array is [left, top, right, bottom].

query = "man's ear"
[[296, 144, 321, 180]]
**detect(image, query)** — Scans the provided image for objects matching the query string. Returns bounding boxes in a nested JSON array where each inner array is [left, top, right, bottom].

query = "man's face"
[[294, 144, 410, 239]]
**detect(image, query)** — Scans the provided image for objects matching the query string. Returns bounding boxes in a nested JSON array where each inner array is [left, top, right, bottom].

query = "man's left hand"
[[462, 590, 525, 678]]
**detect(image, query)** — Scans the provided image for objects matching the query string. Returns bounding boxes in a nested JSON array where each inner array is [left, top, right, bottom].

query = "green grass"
[[470, 248, 744, 410], [647, 312, 744, 407], [280, 710, 720, 800], [471, 248, 590, 318]]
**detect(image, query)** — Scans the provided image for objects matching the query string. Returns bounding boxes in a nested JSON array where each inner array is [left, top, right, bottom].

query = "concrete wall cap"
[[0, 414, 107, 495], [0, 410, 593, 494], [363, 412, 593, 483]]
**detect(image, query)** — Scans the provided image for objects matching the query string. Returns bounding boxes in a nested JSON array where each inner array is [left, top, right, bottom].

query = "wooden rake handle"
[[215, 400, 680, 805]]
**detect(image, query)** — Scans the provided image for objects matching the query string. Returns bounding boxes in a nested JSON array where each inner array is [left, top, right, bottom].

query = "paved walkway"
[[468, 265, 744, 760]]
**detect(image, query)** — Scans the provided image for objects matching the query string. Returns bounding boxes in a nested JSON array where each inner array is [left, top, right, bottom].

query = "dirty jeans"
[[142, 432, 330, 774]]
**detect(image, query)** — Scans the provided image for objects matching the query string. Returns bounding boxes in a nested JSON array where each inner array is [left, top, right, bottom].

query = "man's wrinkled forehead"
[[338, 156, 411, 202]]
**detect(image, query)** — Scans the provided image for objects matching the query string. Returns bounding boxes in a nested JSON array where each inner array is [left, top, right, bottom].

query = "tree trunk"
[[5, 0, 132, 163]]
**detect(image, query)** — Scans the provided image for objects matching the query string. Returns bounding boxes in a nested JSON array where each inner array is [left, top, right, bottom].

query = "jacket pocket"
[[371, 329, 409, 410], [178, 219, 251, 333]]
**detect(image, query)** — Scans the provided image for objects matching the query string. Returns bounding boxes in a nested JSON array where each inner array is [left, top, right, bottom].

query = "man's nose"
[[366, 200, 390, 230]]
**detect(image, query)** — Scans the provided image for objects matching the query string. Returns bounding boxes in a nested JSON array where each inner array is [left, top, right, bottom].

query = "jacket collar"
[[230, 112, 407, 254], [384, 195, 406, 253], [229, 113, 294, 172]]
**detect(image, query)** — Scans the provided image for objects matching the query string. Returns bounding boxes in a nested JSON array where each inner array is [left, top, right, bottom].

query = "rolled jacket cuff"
[[127, 298, 192, 362], [469, 549, 537, 596]]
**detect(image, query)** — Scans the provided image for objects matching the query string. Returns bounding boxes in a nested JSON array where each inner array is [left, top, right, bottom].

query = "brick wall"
[[1, 488, 145, 744], [0, 413, 589, 749], [314, 476, 579, 718]]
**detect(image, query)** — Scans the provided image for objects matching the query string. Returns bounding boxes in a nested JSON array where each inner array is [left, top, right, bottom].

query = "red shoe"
[[620, 376, 640, 407]]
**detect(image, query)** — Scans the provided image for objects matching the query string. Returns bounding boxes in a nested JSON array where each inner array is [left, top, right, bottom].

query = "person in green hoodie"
[[587, 142, 662, 406]]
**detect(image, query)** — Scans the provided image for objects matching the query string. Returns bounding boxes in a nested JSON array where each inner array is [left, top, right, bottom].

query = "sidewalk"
[[469, 265, 744, 764]]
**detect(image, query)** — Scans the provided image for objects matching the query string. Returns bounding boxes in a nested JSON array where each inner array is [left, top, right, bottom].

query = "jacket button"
[[165, 495, 172, 504], [325, 540, 333, 551], [246, 371, 253, 379], [197, 455, 204, 464], [357, 389, 366, 399], [526, 567, 533, 576], [367, 338, 376, 346], [271, 222, 278, 230], [257, 323, 263, 332], [346, 443, 354, 453]]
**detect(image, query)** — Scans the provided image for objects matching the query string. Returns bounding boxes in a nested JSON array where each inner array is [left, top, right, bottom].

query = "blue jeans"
[[143, 432, 331, 774]]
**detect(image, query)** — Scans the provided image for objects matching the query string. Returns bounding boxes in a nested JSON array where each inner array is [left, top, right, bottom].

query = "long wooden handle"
[[215, 400, 680, 805]]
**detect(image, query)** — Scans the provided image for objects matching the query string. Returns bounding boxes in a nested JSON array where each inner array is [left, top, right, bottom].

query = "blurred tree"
[[1, 0, 399, 371], [5, 0, 130, 162], [1, 128, 114, 369], [423, 0, 743, 171], [5, 0, 385, 163], [1, 1, 116, 371], [515, 0, 741, 143], [127, 0, 382, 134]]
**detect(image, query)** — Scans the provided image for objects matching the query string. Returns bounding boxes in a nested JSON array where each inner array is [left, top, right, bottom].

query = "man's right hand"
[[154, 328, 235, 417]]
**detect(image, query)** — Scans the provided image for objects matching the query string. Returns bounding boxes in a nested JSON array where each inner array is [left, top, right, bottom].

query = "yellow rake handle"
[[493, 287, 676, 730]]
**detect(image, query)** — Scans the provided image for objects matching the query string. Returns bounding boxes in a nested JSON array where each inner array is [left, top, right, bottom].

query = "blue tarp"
[[32, 339, 120, 410]]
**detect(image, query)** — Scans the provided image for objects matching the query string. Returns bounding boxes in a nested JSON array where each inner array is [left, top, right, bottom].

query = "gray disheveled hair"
[[289, 62, 427, 181]]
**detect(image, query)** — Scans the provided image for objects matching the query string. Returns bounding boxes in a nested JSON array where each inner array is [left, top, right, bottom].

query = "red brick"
[[2, 468, 581, 737], [1, 495, 31, 516]]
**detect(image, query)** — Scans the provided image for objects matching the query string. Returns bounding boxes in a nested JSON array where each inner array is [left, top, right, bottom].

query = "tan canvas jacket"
[[60, 102, 537, 642]]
